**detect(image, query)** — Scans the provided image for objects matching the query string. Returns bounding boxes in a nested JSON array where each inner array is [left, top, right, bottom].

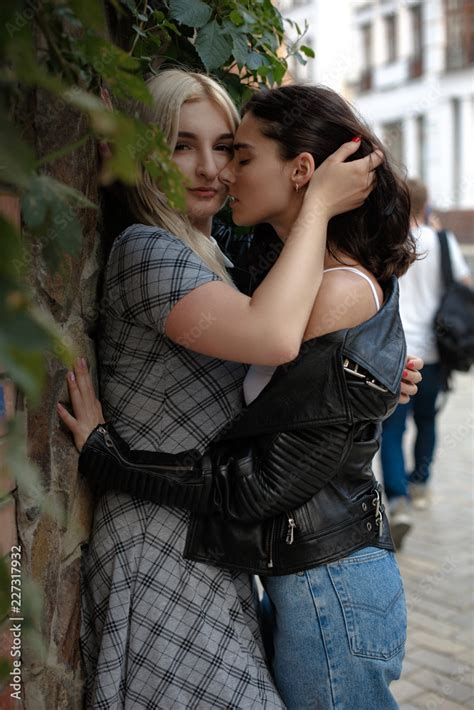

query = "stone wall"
[[4, 88, 102, 708]]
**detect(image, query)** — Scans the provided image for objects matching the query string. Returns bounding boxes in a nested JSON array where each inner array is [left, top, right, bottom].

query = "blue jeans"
[[262, 547, 406, 709], [381, 362, 443, 500]]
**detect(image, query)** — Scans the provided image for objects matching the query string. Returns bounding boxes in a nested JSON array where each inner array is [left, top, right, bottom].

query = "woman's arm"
[[79, 415, 356, 522], [165, 141, 382, 365], [59, 349, 420, 525], [58, 354, 423, 452]]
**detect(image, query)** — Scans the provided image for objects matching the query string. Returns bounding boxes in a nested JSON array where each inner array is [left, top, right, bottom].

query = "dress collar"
[[210, 235, 235, 268]]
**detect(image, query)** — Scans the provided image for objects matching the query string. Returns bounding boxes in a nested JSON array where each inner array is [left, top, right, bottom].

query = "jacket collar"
[[218, 277, 405, 442]]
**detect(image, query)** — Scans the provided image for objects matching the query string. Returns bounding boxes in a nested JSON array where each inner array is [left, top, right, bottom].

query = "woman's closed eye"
[[215, 144, 234, 154], [239, 159, 251, 166]]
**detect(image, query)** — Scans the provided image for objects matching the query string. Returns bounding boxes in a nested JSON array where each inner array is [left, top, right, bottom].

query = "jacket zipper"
[[267, 518, 276, 568], [97, 426, 195, 473], [285, 511, 297, 545]]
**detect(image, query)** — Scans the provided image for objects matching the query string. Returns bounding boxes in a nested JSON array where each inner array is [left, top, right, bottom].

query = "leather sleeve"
[[204, 422, 354, 521], [79, 352, 398, 523], [79, 419, 354, 522]]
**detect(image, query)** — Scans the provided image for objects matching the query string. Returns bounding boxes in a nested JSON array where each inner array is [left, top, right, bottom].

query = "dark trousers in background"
[[381, 363, 444, 500]]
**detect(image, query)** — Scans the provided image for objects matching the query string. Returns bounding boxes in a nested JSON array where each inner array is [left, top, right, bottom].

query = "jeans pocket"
[[327, 547, 407, 660]]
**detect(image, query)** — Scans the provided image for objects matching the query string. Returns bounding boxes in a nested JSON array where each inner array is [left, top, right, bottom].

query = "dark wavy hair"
[[242, 85, 416, 282]]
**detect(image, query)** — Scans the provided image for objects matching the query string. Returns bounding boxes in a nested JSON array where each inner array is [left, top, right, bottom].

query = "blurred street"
[[375, 370, 474, 708]]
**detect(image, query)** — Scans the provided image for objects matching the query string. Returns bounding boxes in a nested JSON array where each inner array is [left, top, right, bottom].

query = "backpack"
[[434, 230, 474, 378]]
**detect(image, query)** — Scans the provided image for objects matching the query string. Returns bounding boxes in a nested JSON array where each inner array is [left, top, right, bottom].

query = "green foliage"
[[0, 0, 313, 422], [195, 20, 233, 70], [0, 0, 314, 685], [169, 0, 212, 28], [0, 0, 313, 408]]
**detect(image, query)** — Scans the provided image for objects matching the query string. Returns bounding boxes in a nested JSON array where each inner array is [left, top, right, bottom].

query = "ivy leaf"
[[43, 176, 96, 210], [232, 34, 249, 66], [21, 188, 48, 230], [229, 10, 244, 27], [195, 21, 232, 71], [300, 45, 315, 58], [294, 52, 307, 66], [75, 35, 151, 105], [272, 61, 287, 84], [0, 216, 23, 279], [168, 0, 212, 29], [0, 343, 45, 406], [120, 0, 138, 12], [246, 52, 264, 71], [46, 201, 83, 260], [132, 24, 147, 38], [68, 0, 106, 32], [0, 111, 36, 189]]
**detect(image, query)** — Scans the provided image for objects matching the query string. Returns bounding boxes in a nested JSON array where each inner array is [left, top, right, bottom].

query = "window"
[[359, 24, 373, 91], [383, 120, 404, 169], [361, 24, 372, 69], [385, 14, 398, 63], [452, 98, 461, 203], [409, 5, 423, 77], [416, 115, 426, 181], [445, 0, 474, 70]]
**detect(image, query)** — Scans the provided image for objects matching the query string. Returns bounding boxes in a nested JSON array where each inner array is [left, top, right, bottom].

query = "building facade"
[[280, 0, 474, 240]]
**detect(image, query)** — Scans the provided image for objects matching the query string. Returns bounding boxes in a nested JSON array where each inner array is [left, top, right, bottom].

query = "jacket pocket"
[[327, 547, 407, 660]]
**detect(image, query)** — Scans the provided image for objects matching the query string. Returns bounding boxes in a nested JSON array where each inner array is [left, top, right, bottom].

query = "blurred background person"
[[381, 178, 472, 548]]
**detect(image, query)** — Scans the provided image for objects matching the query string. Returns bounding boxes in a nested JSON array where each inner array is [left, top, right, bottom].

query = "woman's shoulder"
[[303, 266, 382, 341], [114, 223, 186, 250], [109, 224, 198, 269]]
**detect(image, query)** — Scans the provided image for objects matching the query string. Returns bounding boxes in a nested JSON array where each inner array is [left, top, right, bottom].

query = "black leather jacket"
[[80, 276, 405, 575]]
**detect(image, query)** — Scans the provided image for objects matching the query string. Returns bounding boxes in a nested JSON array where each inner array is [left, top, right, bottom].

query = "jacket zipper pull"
[[98, 425, 113, 448], [285, 514, 297, 545], [372, 487, 384, 536]]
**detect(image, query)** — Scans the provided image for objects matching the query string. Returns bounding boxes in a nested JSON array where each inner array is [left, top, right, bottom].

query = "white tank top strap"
[[323, 266, 381, 311]]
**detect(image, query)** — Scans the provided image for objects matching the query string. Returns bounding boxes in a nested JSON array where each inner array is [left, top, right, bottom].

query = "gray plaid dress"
[[80, 225, 283, 709]]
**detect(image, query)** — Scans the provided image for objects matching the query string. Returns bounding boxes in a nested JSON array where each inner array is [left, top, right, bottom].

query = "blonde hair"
[[122, 69, 240, 283]]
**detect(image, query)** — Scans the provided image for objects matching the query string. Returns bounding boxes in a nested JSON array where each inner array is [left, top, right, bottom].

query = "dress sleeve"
[[109, 227, 221, 333]]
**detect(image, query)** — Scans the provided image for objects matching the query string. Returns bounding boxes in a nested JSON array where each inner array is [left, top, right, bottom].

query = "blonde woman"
[[59, 69, 384, 708]]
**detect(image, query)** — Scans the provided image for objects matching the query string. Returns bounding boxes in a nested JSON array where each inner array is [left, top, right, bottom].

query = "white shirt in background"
[[398, 224, 471, 364]]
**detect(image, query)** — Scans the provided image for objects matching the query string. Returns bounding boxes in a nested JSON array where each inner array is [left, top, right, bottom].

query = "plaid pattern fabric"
[[81, 225, 283, 708], [99, 224, 247, 453], [81, 493, 283, 708]]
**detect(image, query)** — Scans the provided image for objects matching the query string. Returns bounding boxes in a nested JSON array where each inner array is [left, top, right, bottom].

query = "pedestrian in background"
[[381, 178, 472, 548]]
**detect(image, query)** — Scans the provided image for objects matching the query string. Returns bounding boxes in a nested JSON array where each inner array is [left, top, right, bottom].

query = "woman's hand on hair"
[[399, 355, 423, 404], [303, 139, 383, 220], [57, 358, 105, 452]]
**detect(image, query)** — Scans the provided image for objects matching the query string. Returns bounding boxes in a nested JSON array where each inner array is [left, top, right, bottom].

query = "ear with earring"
[[295, 184, 300, 193]]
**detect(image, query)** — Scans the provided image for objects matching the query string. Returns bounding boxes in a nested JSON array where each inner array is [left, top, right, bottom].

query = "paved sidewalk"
[[375, 370, 474, 709]]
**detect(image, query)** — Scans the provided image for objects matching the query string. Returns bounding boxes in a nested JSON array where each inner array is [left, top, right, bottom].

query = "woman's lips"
[[189, 188, 218, 198]]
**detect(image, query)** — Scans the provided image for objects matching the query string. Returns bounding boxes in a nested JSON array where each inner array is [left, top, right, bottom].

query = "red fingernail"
[[352, 136, 361, 142], [407, 360, 416, 369], [403, 370, 408, 378], [68, 371, 75, 382]]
